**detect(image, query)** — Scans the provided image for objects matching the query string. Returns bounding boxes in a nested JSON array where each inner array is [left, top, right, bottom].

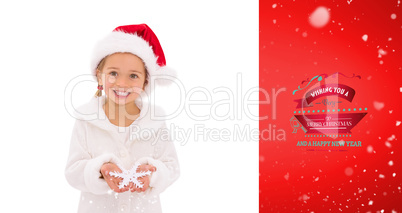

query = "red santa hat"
[[91, 24, 176, 86]]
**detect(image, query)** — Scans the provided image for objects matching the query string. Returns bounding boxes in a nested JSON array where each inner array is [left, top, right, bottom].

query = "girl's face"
[[97, 53, 147, 106]]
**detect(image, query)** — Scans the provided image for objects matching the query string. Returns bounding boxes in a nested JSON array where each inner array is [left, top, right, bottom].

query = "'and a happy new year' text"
[[297, 140, 361, 147]]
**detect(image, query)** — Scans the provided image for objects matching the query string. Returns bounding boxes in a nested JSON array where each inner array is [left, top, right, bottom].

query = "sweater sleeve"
[[65, 120, 121, 195], [136, 122, 180, 195]]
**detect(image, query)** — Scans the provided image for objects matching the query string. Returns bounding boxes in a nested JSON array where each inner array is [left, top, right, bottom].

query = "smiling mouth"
[[113, 90, 130, 98]]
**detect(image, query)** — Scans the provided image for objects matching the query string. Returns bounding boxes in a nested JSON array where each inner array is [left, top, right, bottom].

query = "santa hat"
[[90, 24, 177, 112], [91, 24, 176, 86]]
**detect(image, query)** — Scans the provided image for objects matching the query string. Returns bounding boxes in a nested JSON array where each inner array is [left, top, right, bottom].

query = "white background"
[[0, 0, 258, 212]]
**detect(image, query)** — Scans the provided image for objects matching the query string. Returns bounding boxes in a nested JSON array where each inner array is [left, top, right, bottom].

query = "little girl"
[[65, 24, 180, 213]]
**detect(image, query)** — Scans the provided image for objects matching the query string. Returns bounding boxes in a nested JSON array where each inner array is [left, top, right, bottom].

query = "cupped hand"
[[100, 163, 129, 193], [129, 164, 156, 193]]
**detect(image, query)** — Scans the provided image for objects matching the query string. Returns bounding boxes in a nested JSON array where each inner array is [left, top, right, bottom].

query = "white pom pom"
[[152, 66, 177, 86]]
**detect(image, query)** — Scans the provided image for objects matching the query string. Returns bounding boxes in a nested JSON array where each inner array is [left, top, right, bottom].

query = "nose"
[[115, 76, 129, 87]]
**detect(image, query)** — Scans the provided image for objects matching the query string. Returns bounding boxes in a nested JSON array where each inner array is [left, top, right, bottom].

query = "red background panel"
[[259, 0, 401, 212]]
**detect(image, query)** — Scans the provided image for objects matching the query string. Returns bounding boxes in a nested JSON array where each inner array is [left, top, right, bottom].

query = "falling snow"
[[284, 172, 290, 180], [309, 6, 330, 28], [387, 134, 396, 141], [345, 167, 353, 176], [385, 141, 392, 148], [378, 49, 387, 58], [373, 101, 385, 111], [299, 194, 310, 201], [362, 34, 368, 41], [367, 145, 374, 153], [384, 134, 397, 148]]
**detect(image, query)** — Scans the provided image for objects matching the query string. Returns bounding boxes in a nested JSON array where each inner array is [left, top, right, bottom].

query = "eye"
[[109, 71, 118, 77], [130, 74, 138, 79]]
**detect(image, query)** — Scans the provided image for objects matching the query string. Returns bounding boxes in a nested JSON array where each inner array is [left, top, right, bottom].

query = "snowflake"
[[109, 163, 152, 189]]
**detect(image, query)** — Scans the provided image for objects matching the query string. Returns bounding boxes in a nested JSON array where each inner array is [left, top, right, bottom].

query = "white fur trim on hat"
[[91, 31, 174, 79]]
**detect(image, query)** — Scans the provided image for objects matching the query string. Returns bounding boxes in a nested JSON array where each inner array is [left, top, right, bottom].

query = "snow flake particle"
[[367, 145, 374, 153], [387, 134, 396, 141], [345, 167, 353, 176], [373, 101, 384, 111], [378, 49, 387, 58], [362, 34, 368, 41], [388, 160, 394, 166], [284, 172, 290, 180], [396, 121, 401, 126], [391, 13, 397, 19], [109, 163, 152, 189], [368, 200, 373, 205], [309, 6, 331, 28], [385, 141, 392, 148], [379, 174, 385, 179]]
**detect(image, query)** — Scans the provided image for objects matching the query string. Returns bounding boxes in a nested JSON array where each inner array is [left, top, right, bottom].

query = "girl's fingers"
[[142, 178, 149, 191], [112, 178, 119, 186], [137, 164, 156, 172], [136, 177, 149, 192], [143, 165, 154, 172], [129, 182, 135, 192], [147, 165, 156, 171]]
